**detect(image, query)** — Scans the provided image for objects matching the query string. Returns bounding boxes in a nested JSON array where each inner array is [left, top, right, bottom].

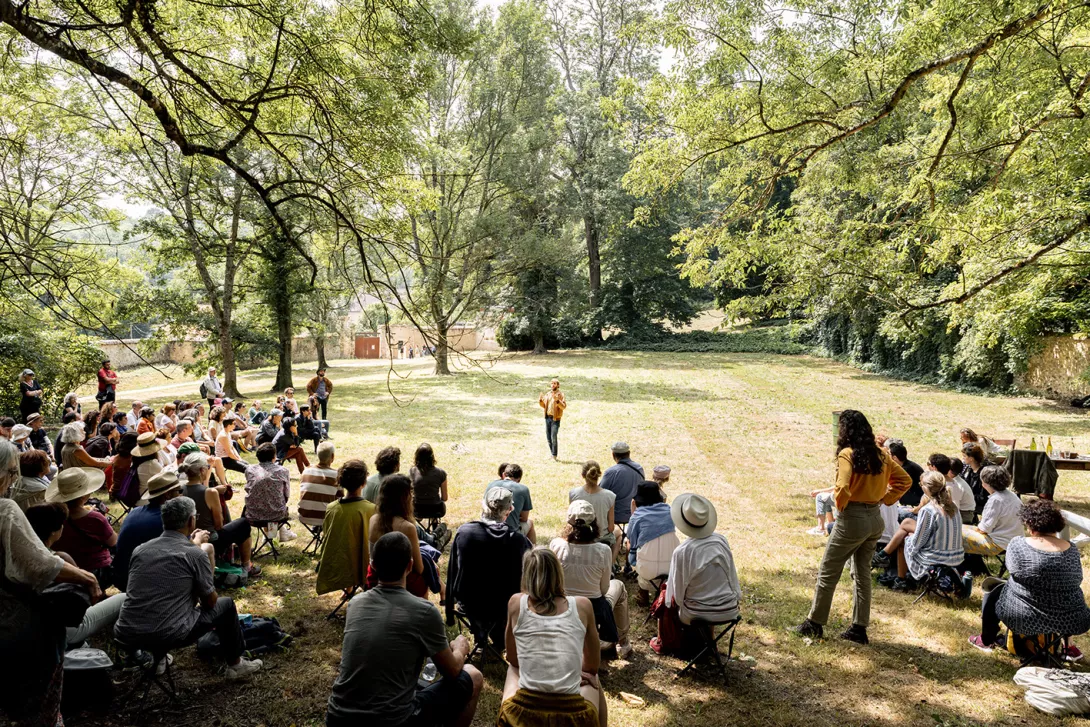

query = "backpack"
[[199, 380, 209, 399], [196, 616, 293, 661], [214, 563, 249, 590], [116, 462, 144, 508]]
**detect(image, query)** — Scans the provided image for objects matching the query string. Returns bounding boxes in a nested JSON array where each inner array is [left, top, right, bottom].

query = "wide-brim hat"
[[144, 469, 182, 500], [11, 424, 31, 442], [133, 431, 161, 456], [671, 493, 717, 539], [46, 467, 106, 503], [26, 412, 42, 424]]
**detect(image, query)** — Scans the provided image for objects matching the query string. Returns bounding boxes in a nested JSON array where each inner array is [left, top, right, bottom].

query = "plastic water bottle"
[[421, 659, 438, 682]]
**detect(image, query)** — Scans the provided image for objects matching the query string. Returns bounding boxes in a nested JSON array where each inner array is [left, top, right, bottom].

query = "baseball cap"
[[567, 499, 596, 526]]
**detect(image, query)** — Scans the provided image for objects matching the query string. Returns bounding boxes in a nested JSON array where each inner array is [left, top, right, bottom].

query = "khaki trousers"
[[808, 502, 884, 628]]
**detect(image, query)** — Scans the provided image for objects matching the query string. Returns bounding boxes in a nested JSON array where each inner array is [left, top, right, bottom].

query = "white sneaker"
[[226, 657, 263, 680], [616, 641, 633, 659], [279, 527, 297, 543], [806, 526, 825, 536], [155, 654, 174, 676]]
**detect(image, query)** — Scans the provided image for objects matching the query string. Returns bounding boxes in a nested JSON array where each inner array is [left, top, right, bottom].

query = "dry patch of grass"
[[81, 351, 1090, 727]]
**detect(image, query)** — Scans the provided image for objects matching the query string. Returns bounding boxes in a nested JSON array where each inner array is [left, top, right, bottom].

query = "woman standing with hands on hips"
[[795, 410, 912, 645]]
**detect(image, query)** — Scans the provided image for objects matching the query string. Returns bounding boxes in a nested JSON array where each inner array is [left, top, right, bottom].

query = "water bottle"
[[421, 659, 438, 682]]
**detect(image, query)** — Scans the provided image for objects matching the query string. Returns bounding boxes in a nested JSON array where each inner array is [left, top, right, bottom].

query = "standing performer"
[[794, 409, 912, 645], [306, 368, 334, 422], [538, 379, 566, 461]]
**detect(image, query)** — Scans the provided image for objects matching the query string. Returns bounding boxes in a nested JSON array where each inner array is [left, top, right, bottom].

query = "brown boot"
[[636, 587, 650, 608]]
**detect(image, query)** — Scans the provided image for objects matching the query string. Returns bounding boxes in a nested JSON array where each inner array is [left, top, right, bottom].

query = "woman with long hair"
[[366, 474, 429, 597], [795, 410, 912, 644], [109, 431, 139, 497], [498, 548, 604, 727], [216, 415, 248, 473], [410, 442, 448, 521], [875, 472, 964, 590]]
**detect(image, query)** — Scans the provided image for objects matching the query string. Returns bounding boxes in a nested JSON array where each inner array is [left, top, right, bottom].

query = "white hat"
[[46, 467, 106, 503], [671, 493, 717, 539], [11, 424, 31, 442], [567, 499, 597, 526]]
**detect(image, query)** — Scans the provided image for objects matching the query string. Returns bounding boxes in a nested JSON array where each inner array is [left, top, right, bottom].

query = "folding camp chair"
[[301, 522, 323, 556], [676, 618, 740, 685], [913, 566, 967, 605], [249, 518, 289, 562], [1017, 633, 1067, 670], [115, 638, 178, 723], [326, 586, 359, 620], [452, 606, 507, 665]]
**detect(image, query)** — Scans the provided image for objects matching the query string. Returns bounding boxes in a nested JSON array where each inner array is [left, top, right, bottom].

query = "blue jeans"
[[545, 416, 560, 457]]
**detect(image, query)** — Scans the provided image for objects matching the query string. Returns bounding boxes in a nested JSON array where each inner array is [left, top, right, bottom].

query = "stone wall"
[[98, 334, 353, 370], [1019, 336, 1090, 399]]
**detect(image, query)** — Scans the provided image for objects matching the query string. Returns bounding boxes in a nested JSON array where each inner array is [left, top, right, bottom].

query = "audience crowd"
[[2, 369, 1089, 727]]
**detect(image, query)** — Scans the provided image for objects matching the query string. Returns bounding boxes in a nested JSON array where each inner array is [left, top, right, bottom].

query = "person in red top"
[[46, 467, 116, 590], [96, 359, 120, 408]]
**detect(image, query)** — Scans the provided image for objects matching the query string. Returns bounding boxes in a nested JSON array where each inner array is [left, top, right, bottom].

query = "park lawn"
[[88, 351, 1090, 727]]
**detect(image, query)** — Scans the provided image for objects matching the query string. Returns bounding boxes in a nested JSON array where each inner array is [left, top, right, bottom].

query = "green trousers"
[[807, 502, 884, 628]]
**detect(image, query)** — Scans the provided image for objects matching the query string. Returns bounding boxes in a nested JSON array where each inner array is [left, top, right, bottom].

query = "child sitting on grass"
[[808, 486, 836, 535]]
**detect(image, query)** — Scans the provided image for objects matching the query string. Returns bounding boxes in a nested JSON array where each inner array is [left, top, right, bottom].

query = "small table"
[[1054, 456, 1090, 472]]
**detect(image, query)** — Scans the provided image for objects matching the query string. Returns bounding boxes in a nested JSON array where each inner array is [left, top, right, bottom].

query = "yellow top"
[[834, 448, 912, 511]]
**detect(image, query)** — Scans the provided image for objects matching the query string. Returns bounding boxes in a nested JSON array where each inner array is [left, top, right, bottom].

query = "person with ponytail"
[[795, 410, 912, 645], [875, 472, 964, 591]]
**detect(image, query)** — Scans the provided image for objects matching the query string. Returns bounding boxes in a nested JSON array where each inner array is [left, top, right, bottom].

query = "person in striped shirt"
[[299, 441, 341, 531], [877, 472, 964, 591]]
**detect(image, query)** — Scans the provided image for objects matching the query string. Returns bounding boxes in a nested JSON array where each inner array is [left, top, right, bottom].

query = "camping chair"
[[676, 618, 740, 685], [115, 638, 178, 723], [913, 566, 967, 605], [452, 605, 507, 665], [301, 522, 323, 556], [1014, 633, 1067, 670], [108, 498, 132, 527], [249, 517, 290, 562], [326, 586, 359, 620], [984, 550, 1008, 579]]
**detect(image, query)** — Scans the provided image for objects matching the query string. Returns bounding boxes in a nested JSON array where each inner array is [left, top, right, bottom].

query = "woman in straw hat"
[[0, 439, 101, 727], [47, 467, 115, 589]]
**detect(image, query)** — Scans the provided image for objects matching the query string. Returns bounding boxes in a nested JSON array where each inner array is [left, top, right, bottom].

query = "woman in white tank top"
[[498, 548, 606, 727]]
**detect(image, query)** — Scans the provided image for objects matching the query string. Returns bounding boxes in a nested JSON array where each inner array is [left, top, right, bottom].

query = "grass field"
[[80, 351, 1090, 727]]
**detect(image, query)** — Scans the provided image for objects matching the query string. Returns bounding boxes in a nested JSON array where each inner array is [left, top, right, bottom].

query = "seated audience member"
[[652, 464, 671, 493], [876, 472, 964, 590], [59, 421, 110, 471], [963, 466, 1022, 556], [961, 443, 987, 515], [948, 456, 978, 521], [11, 424, 32, 453], [113, 410, 129, 435], [446, 487, 532, 643], [326, 531, 483, 727], [297, 404, 322, 454], [808, 484, 836, 535], [25, 502, 128, 649], [215, 414, 249, 474], [248, 400, 266, 426], [652, 494, 740, 656], [367, 474, 432, 597], [960, 427, 1002, 457], [136, 405, 156, 435], [156, 403, 178, 433], [627, 481, 679, 607], [281, 387, 299, 417], [130, 431, 166, 499], [230, 402, 258, 450], [316, 460, 374, 595], [300, 441, 342, 534], [550, 500, 632, 658], [498, 548, 604, 727], [11, 449, 51, 512], [86, 422, 118, 461], [410, 442, 448, 521], [47, 467, 115, 589], [114, 496, 262, 679], [156, 427, 178, 468], [109, 431, 138, 498], [54, 411, 80, 459], [170, 419, 196, 451], [181, 452, 261, 577], [362, 446, 400, 503], [969, 499, 1090, 657], [244, 443, 295, 541], [273, 416, 310, 474], [569, 461, 618, 558], [114, 470, 192, 590], [126, 401, 142, 430], [82, 411, 101, 444], [255, 408, 281, 446], [886, 439, 924, 510], [26, 412, 53, 459], [600, 442, 644, 529], [485, 463, 536, 544]]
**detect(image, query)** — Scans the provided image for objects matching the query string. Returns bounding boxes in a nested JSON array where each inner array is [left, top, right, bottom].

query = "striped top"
[[299, 466, 341, 527], [904, 502, 964, 579]]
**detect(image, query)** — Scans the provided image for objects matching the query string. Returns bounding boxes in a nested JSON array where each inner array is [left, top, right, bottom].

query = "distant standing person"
[[19, 369, 43, 422], [538, 379, 566, 460], [96, 359, 119, 408], [307, 368, 334, 421], [201, 367, 224, 409]]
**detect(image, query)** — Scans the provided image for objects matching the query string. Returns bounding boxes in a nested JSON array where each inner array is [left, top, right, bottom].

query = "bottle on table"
[[1029, 437, 1037, 451], [1046, 437, 1053, 456]]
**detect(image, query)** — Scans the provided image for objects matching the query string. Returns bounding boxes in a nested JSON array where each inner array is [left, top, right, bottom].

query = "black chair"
[[985, 551, 1008, 578], [115, 638, 177, 723], [677, 618, 740, 684], [1016, 633, 1067, 669], [248, 517, 290, 562], [912, 566, 967, 605], [452, 605, 507, 665], [301, 522, 323, 556], [326, 586, 359, 620]]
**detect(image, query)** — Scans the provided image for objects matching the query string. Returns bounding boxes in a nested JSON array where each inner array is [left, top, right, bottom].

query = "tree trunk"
[[271, 277, 294, 391], [315, 333, 328, 370], [434, 325, 451, 375], [584, 214, 601, 310], [531, 329, 548, 355], [221, 178, 244, 398]]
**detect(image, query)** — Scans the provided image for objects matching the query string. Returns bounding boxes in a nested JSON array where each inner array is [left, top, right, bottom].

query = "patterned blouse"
[[997, 536, 1090, 636]]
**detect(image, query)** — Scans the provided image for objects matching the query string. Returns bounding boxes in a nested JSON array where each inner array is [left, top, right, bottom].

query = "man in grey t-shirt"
[[327, 532, 483, 727], [484, 463, 536, 544]]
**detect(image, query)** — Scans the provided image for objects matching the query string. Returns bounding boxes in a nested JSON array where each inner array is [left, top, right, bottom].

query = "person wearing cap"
[[201, 367, 224, 409], [538, 379, 566, 460], [47, 467, 115, 589], [306, 368, 334, 421], [550, 500, 633, 659], [485, 463, 536, 544], [627, 481, 679, 607], [11, 449, 52, 512], [115, 495, 263, 680], [25, 412, 53, 459], [113, 469, 204, 591], [256, 408, 283, 445], [569, 461, 619, 559], [59, 421, 111, 472], [10, 424, 32, 453], [19, 368, 43, 422], [599, 442, 644, 527], [651, 493, 740, 655], [316, 459, 374, 596], [96, 359, 120, 407], [652, 465, 671, 492], [273, 416, 311, 474], [445, 486, 533, 643]]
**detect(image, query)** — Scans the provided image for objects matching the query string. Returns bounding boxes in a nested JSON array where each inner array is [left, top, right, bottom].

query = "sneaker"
[[891, 577, 916, 592], [155, 654, 175, 676], [616, 641, 633, 659], [245, 563, 263, 577], [226, 657, 263, 680], [279, 527, 297, 543], [877, 571, 898, 587], [649, 637, 664, 655], [806, 526, 825, 536], [1067, 644, 1084, 663], [840, 625, 869, 645], [793, 619, 823, 638], [871, 550, 892, 570], [968, 635, 994, 653]]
